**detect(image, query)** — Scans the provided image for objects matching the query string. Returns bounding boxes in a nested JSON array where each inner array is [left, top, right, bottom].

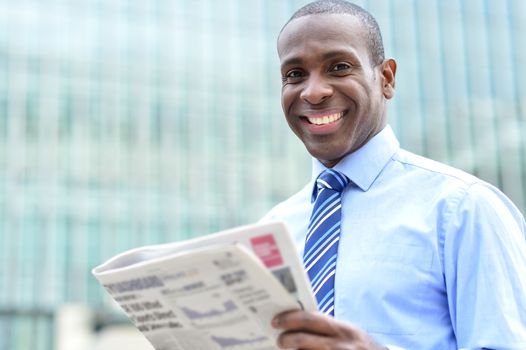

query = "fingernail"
[[272, 316, 281, 328]]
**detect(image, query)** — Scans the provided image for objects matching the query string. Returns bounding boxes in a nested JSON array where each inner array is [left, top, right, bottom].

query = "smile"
[[305, 112, 344, 125]]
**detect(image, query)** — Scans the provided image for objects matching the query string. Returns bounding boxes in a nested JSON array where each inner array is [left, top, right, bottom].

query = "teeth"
[[307, 112, 343, 125]]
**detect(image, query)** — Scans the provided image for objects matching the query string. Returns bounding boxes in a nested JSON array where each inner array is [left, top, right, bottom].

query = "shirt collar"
[[311, 125, 400, 201]]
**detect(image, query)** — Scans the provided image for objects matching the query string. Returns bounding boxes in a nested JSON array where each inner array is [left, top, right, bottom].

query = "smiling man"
[[262, 1, 526, 349], [278, 6, 393, 168]]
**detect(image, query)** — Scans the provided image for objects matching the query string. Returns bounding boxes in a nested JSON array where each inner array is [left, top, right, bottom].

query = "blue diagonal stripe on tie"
[[317, 288, 334, 310], [313, 269, 335, 295], [303, 222, 340, 264], [326, 169, 346, 188], [308, 198, 340, 231], [310, 255, 337, 290], [306, 202, 342, 241], [305, 235, 340, 273], [320, 295, 335, 314], [308, 192, 339, 228], [303, 169, 349, 317]]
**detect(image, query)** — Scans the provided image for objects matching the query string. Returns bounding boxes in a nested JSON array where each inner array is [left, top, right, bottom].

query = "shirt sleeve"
[[442, 182, 526, 349]]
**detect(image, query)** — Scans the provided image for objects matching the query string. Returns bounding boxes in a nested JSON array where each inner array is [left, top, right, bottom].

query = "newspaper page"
[[92, 221, 317, 350]]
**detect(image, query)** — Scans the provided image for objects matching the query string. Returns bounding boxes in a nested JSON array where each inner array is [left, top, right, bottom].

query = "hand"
[[272, 310, 388, 350]]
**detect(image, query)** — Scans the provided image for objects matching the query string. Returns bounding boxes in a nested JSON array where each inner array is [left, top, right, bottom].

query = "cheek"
[[281, 85, 300, 112], [351, 82, 371, 101], [345, 84, 375, 116]]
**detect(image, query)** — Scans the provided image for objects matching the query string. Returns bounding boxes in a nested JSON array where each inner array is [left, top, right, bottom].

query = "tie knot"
[[316, 169, 350, 193]]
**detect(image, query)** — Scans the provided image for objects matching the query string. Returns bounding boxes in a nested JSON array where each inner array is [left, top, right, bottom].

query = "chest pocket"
[[335, 243, 436, 335]]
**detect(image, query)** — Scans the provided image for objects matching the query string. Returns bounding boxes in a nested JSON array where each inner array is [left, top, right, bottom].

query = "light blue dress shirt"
[[261, 125, 526, 349]]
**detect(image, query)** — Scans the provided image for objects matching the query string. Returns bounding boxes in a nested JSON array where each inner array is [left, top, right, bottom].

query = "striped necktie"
[[303, 169, 350, 316]]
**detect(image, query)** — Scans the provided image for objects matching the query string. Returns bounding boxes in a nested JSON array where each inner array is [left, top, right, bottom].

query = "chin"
[[308, 150, 346, 167]]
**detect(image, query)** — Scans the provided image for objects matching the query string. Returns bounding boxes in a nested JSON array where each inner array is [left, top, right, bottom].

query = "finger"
[[277, 330, 335, 350], [272, 310, 345, 336]]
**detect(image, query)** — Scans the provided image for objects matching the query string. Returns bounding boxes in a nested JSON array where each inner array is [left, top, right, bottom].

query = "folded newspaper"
[[92, 221, 317, 350]]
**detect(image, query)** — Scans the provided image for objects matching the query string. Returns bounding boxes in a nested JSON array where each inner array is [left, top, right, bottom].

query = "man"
[[262, 1, 526, 349]]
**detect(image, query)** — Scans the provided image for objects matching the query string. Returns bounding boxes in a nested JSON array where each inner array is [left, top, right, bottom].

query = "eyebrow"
[[280, 49, 360, 70], [280, 57, 303, 69]]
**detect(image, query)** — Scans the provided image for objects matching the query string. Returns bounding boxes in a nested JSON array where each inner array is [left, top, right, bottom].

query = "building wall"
[[0, 0, 525, 349]]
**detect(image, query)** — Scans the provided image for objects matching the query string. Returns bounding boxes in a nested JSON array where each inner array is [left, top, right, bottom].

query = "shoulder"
[[388, 149, 524, 231], [393, 149, 526, 239], [392, 149, 480, 187], [446, 179, 526, 237]]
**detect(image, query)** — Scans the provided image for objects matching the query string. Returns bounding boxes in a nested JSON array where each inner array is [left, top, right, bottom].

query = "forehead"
[[277, 14, 369, 61]]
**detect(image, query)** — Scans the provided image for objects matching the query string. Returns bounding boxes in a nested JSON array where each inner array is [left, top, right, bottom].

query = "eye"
[[330, 63, 352, 72], [282, 69, 305, 84]]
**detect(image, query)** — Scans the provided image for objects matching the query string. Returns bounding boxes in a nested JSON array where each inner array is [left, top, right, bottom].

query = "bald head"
[[280, 0, 385, 67]]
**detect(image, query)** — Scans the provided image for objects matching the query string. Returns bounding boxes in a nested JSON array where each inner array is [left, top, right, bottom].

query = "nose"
[[300, 74, 333, 105]]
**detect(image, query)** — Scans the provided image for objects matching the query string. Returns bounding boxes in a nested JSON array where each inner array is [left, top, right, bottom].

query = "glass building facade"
[[0, 0, 525, 348]]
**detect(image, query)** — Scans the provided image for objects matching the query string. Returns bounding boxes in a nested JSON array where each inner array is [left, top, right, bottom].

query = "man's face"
[[278, 14, 395, 167]]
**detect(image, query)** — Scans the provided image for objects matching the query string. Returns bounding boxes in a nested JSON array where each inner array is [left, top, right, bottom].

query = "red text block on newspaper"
[[250, 234, 284, 268]]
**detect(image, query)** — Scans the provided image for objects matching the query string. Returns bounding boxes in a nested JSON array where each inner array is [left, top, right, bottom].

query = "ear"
[[381, 58, 397, 99]]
